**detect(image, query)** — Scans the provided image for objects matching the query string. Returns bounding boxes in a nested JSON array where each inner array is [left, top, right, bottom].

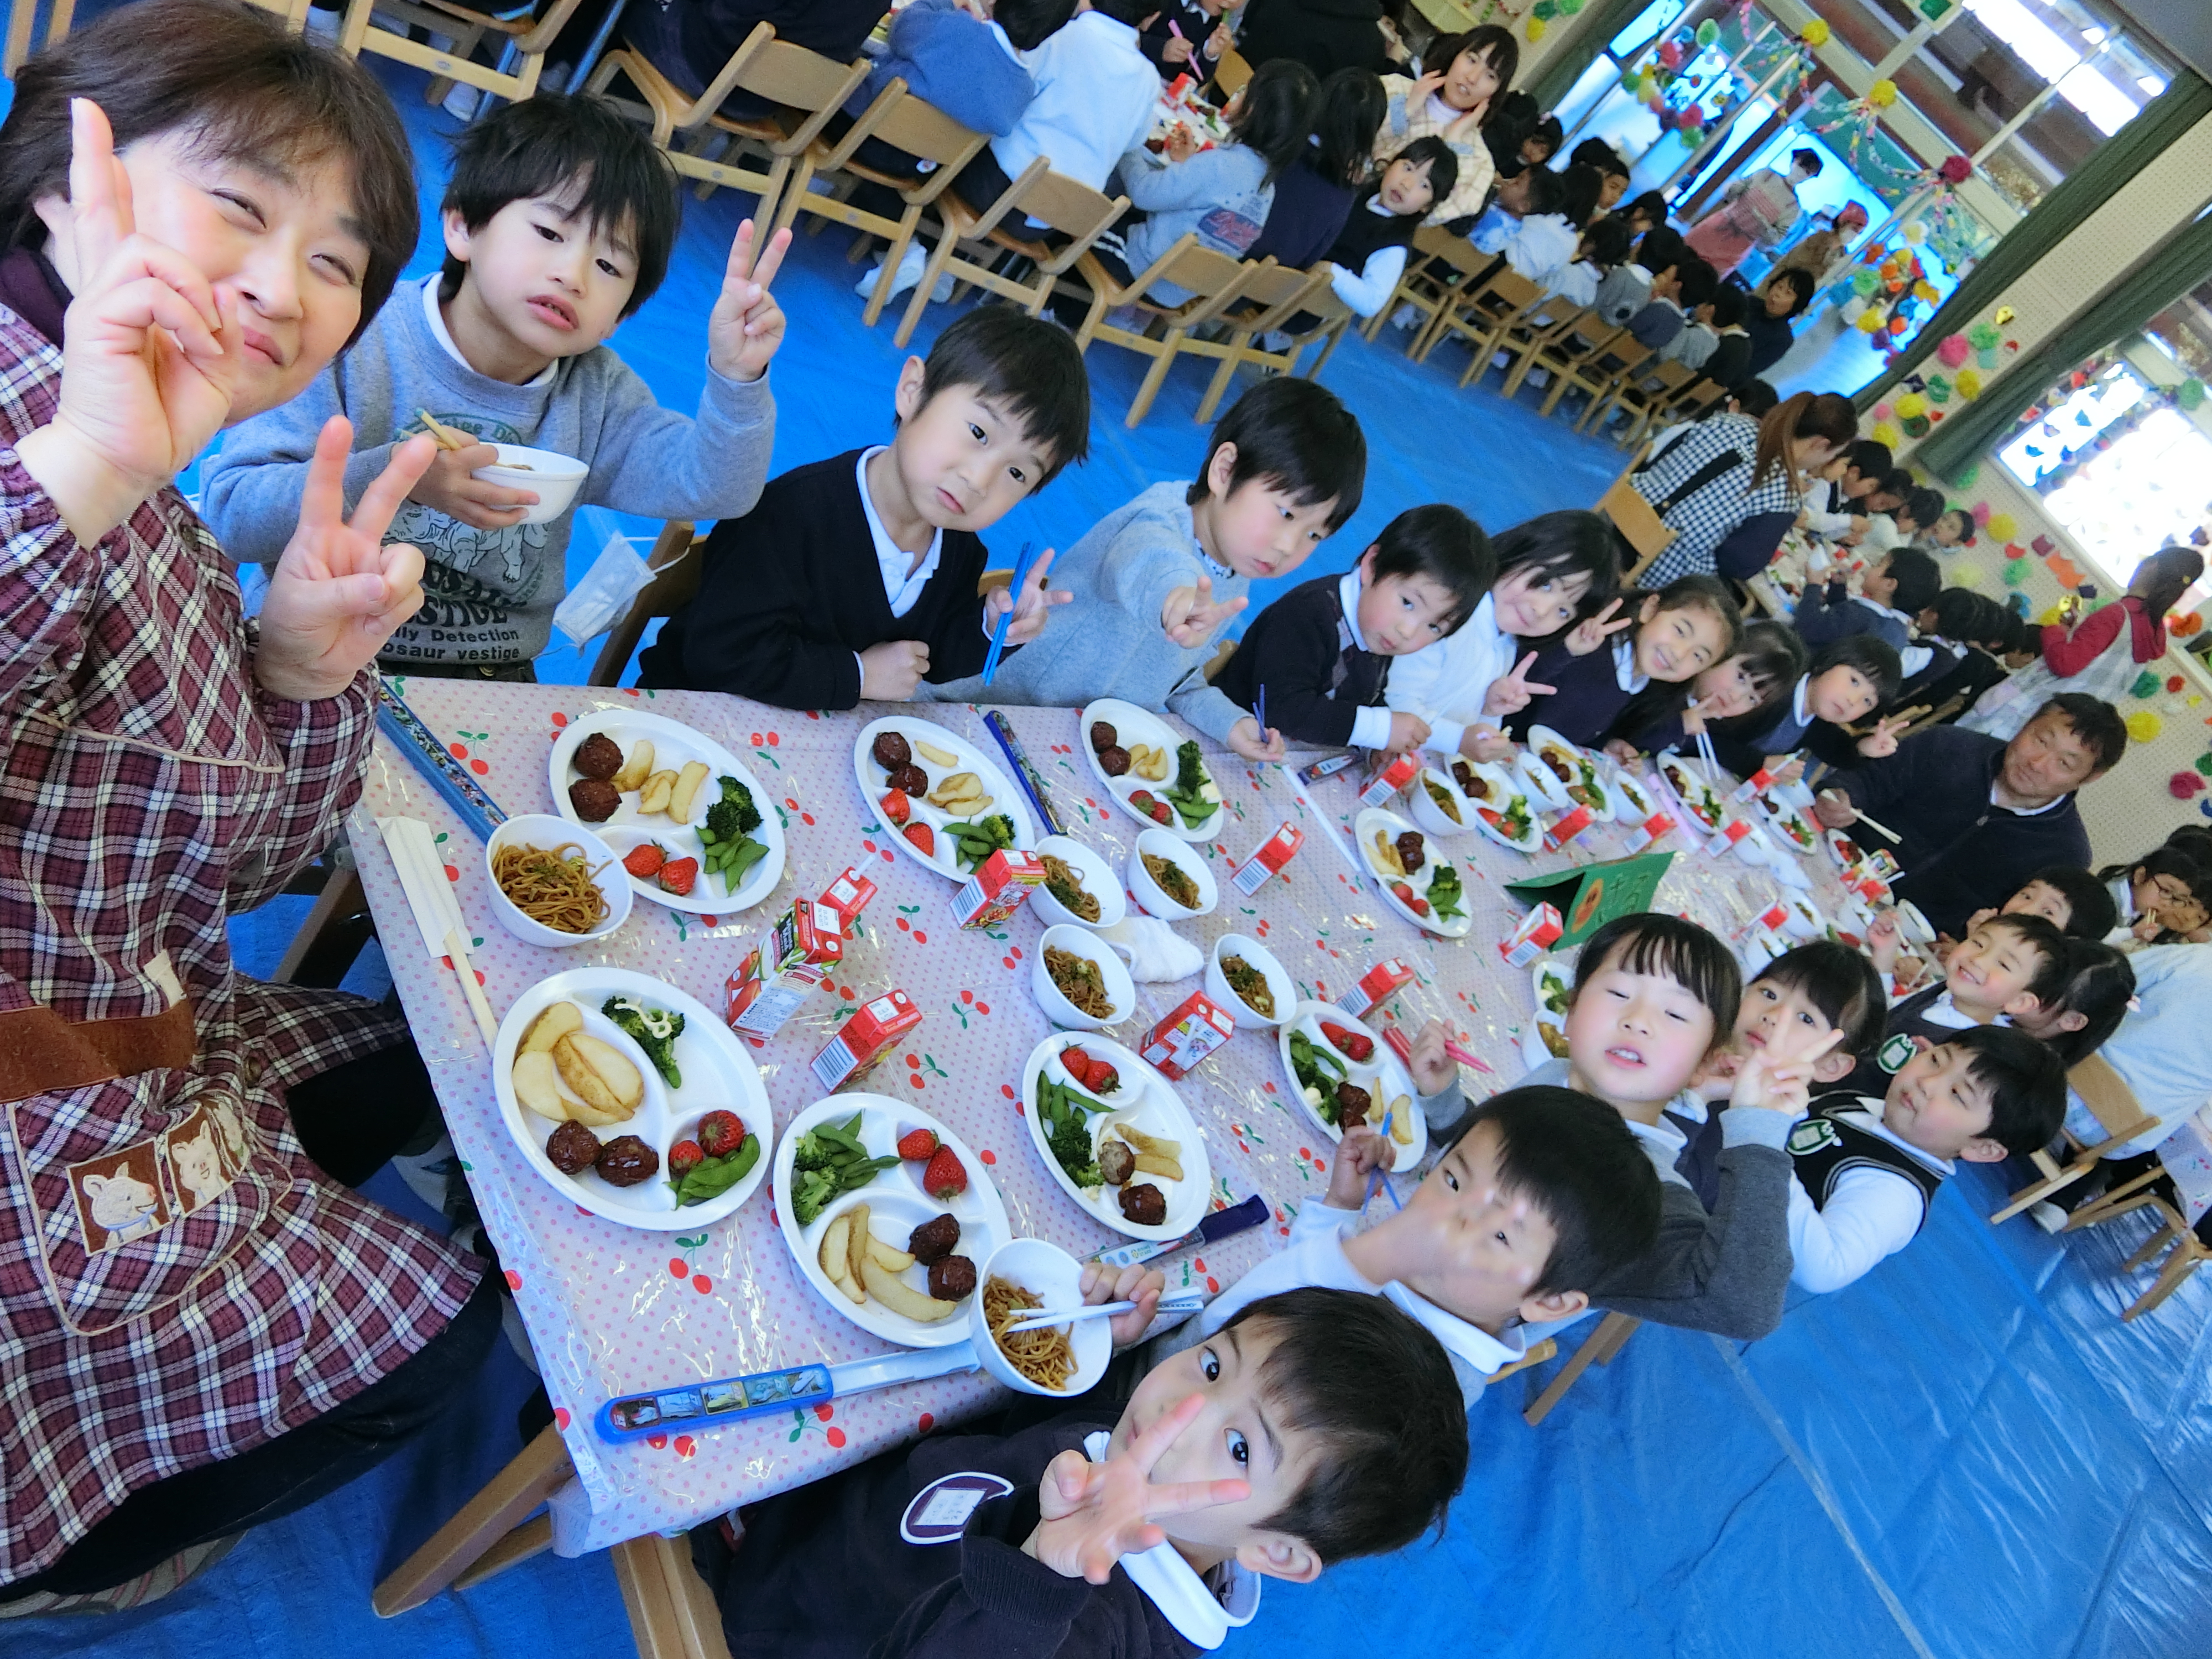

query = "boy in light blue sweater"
[[202, 94, 783, 679], [922, 377, 1364, 763]]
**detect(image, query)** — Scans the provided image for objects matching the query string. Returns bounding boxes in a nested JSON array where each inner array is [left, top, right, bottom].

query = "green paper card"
[[1506, 852, 1674, 949]]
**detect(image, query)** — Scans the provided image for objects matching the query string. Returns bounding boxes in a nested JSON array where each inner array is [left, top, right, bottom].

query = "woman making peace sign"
[[0, 3, 493, 1610]]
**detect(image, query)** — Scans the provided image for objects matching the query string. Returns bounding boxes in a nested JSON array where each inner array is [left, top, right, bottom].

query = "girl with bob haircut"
[[0, 0, 494, 1610]]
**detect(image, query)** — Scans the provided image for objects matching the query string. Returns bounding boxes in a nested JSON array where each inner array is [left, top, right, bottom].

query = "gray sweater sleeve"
[[573, 354, 775, 521], [1587, 1107, 1796, 1340]]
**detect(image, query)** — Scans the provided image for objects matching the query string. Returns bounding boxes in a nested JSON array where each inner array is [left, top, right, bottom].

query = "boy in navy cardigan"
[[641, 308, 1086, 708], [1190, 504, 1491, 754]]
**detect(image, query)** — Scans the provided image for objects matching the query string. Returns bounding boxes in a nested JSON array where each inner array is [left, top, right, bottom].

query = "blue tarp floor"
[[6, 32, 2210, 1658]]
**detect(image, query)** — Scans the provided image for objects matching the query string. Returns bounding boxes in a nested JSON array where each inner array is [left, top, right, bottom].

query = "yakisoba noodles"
[[492, 842, 611, 934], [983, 1276, 1076, 1391]]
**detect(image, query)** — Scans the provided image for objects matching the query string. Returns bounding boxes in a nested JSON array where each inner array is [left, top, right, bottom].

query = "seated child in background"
[[1793, 546, 1940, 654], [639, 307, 1083, 708], [1245, 68, 1390, 273], [1386, 508, 1622, 761], [1523, 112, 1564, 168], [1798, 437, 1891, 540], [1926, 506, 1976, 550], [958, 0, 1160, 207], [926, 377, 1364, 763], [1195, 1073, 1661, 1396], [202, 93, 785, 681], [1840, 467, 1912, 552], [1322, 138, 1457, 320], [1373, 25, 1520, 228], [1591, 224, 1658, 327], [1622, 190, 1667, 238], [1470, 163, 1601, 289], [1896, 486, 1947, 551], [1506, 572, 1744, 750], [2012, 941, 2136, 1066], [1832, 912, 2068, 1099], [1193, 504, 1495, 754], [1569, 137, 1632, 215], [1626, 256, 1716, 353], [1709, 634, 1903, 779], [1788, 1026, 2065, 1294], [1546, 213, 1632, 310], [1611, 618, 1804, 761], [1514, 915, 1806, 1339], [1658, 286, 1721, 371], [692, 1288, 1469, 1658], [1138, 0, 1238, 78], [1958, 864, 2121, 943], [2096, 847, 2212, 944]]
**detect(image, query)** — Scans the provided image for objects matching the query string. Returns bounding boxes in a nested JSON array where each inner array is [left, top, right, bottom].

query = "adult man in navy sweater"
[[1811, 692, 2125, 938]]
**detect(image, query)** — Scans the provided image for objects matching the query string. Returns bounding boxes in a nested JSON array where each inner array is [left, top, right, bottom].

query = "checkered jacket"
[[1635, 414, 1799, 586], [0, 310, 479, 1584]]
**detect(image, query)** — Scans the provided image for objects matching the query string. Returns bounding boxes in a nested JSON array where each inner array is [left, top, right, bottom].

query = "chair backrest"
[[589, 521, 702, 686], [993, 169, 1131, 272], [1213, 48, 1253, 97], [1139, 239, 1255, 316], [2067, 1053, 2162, 1147], [1225, 259, 1331, 328], [865, 87, 988, 173], [1597, 474, 1674, 568]]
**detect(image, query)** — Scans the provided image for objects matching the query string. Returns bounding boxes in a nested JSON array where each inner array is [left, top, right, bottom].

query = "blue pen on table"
[[1254, 683, 1266, 744], [980, 540, 1037, 687]]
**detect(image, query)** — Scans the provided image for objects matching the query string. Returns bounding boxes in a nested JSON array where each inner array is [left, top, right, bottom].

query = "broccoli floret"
[[1175, 739, 1206, 797], [1048, 1112, 1102, 1189], [792, 1131, 839, 1174], [602, 995, 684, 1089], [707, 775, 761, 843]]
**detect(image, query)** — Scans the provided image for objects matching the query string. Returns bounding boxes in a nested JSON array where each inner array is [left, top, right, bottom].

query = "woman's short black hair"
[[917, 306, 1090, 485], [1490, 508, 1621, 626], [2039, 941, 2134, 1066], [1369, 504, 1494, 630], [1219, 1288, 1468, 1563], [1572, 912, 1741, 1049], [1811, 634, 1902, 705], [1311, 67, 1387, 188], [1190, 376, 1365, 529], [0, 0, 418, 348], [1388, 135, 1459, 207], [995, 0, 1078, 50], [2018, 865, 2117, 940], [1947, 1025, 2067, 1155], [1430, 25, 1520, 123], [1768, 266, 1817, 316], [1753, 942, 1887, 1061], [442, 93, 679, 316], [1790, 147, 1824, 176], [1581, 215, 1631, 268], [1884, 547, 1942, 614], [1232, 58, 1321, 180], [1457, 1084, 1662, 1296]]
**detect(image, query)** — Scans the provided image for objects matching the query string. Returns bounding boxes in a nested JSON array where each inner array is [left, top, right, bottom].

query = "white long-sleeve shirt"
[[1329, 243, 1408, 317], [1384, 591, 1517, 757], [993, 12, 1158, 192], [1473, 210, 1580, 289], [1786, 1105, 1951, 1293]]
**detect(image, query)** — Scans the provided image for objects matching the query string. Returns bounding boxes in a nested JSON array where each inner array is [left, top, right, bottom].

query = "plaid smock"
[[0, 308, 479, 1584], [1634, 414, 1799, 587]]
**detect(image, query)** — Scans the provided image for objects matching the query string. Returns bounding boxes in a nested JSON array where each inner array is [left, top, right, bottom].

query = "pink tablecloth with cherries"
[[348, 679, 1845, 1556]]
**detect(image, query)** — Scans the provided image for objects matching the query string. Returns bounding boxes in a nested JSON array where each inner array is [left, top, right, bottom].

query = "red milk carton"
[[1231, 823, 1305, 897], [726, 901, 844, 1038], [1358, 751, 1422, 808], [810, 989, 922, 1092], [1498, 902, 1562, 968], [1337, 958, 1415, 1020], [818, 866, 879, 936], [1541, 804, 1596, 851], [1730, 766, 1778, 803], [1139, 991, 1238, 1081], [1703, 817, 1755, 857], [951, 848, 1046, 930], [1621, 807, 1677, 854]]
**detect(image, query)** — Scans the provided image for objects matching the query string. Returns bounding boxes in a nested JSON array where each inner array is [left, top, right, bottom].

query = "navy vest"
[[1787, 1102, 1947, 1238]]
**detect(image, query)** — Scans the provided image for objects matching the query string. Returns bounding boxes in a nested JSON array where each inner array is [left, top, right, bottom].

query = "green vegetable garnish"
[[1427, 860, 1465, 922], [789, 1110, 900, 1225], [602, 995, 684, 1088], [943, 813, 1016, 871], [670, 1135, 761, 1205], [1035, 1076, 1108, 1188], [1288, 1030, 1347, 1124], [698, 775, 769, 894], [1160, 739, 1216, 827]]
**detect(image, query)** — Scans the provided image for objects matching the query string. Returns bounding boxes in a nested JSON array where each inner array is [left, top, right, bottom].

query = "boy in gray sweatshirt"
[[923, 377, 1364, 764], [202, 94, 782, 679]]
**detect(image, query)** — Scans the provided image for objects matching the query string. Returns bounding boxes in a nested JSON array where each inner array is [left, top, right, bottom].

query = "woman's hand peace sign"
[[1563, 598, 1636, 657]]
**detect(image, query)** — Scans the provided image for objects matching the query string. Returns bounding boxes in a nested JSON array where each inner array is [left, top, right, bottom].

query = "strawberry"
[[896, 1127, 940, 1162], [622, 842, 666, 879], [1061, 1045, 1096, 1085], [697, 1110, 746, 1159], [1130, 789, 1172, 826], [1088, 1061, 1120, 1094], [667, 1139, 705, 1177], [922, 1144, 967, 1201], [902, 822, 936, 858], [1321, 1022, 1375, 1063], [879, 790, 910, 827], [1149, 800, 1172, 825], [658, 857, 698, 896]]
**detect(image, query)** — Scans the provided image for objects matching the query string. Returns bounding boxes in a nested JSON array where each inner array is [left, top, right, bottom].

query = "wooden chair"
[[272, 854, 374, 988], [586, 23, 870, 221], [775, 82, 989, 327], [1188, 258, 1338, 422], [891, 159, 1126, 348], [1595, 467, 1675, 585], [1357, 225, 1445, 345], [589, 521, 704, 687], [1062, 234, 1266, 426], [4, 0, 72, 75], [1427, 268, 1550, 385], [1527, 318, 1647, 422], [340, 0, 588, 111], [2080, 1192, 2210, 1321], [1486, 1335, 1557, 1385], [1580, 358, 1699, 443], [1989, 1053, 2163, 1224], [1378, 229, 1494, 360], [1404, 251, 1525, 364], [1494, 301, 1604, 401], [1523, 1311, 1639, 1425], [1209, 46, 1252, 98]]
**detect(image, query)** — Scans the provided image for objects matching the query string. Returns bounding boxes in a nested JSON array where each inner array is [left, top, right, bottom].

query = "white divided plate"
[[493, 968, 775, 1231], [1018, 1034, 1212, 1240], [1276, 1001, 1424, 1162], [1658, 755, 1726, 836], [1076, 698, 1224, 842], [549, 708, 785, 916], [1521, 957, 1573, 1073], [1610, 768, 1661, 827], [1823, 827, 1860, 870], [774, 1094, 1012, 1348], [1455, 760, 1543, 852], [852, 716, 1036, 881], [1352, 807, 1472, 938], [1757, 794, 1822, 856], [1513, 746, 1572, 812], [1525, 726, 1613, 818]]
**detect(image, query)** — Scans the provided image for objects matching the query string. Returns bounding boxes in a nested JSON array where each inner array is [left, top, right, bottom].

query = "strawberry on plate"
[[667, 1139, 705, 1177], [623, 842, 666, 879], [880, 790, 910, 827], [922, 1144, 967, 1201], [697, 1110, 746, 1158], [902, 822, 936, 858], [896, 1127, 940, 1162], [658, 857, 698, 896]]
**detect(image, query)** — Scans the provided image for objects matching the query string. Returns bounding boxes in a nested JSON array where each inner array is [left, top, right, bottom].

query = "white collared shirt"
[[1079, 1432, 1260, 1650], [1389, 591, 1512, 758], [1612, 634, 1649, 694], [1337, 568, 1396, 752], [422, 278, 557, 388], [1791, 672, 1813, 725], [1990, 782, 2068, 817]]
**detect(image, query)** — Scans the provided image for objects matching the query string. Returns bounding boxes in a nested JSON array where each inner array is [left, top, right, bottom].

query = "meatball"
[[1450, 759, 1476, 792], [1097, 1138, 1136, 1187], [907, 1212, 961, 1265], [568, 778, 620, 822], [1395, 831, 1426, 874], [1118, 1183, 1167, 1227], [886, 763, 930, 797], [595, 1134, 660, 1187], [872, 731, 912, 770], [1089, 721, 1118, 753], [1334, 1082, 1373, 1128], [572, 732, 624, 781], [1097, 745, 1131, 778], [545, 1119, 602, 1176], [927, 1254, 978, 1302]]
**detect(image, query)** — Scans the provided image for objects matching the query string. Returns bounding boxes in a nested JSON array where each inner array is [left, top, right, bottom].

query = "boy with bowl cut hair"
[[691, 1288, 1468, 1656], [204, 91, 786, 681], [644, 305, 1087, 709]]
